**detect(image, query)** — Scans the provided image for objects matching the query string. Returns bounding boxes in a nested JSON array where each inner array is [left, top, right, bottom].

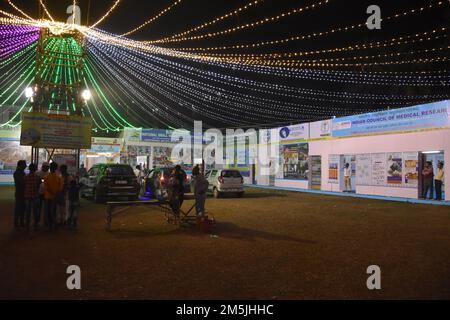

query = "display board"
[[53, 154, 78, 175], [328, 154, 340, 184], [351, 152, 419, 188], [280, 143, 309, 180], [310, 119, 332, 139], [332, 100, 450, 137], [356, 154, 372, 186], [278, 123, 310, 143], [386, 153, 403, 185], [403, 152, 419, 187], [371, 153, 387, 186], [153, 146, 173, 167], [21, 112, 92, 149]]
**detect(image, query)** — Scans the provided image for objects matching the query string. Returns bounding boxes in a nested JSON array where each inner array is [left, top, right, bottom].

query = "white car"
[[206, 169, 244, 198]]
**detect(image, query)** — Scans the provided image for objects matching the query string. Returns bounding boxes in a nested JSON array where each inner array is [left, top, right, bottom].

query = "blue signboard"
[[141, 129, 173, 142], [332, 100, 450, 137]]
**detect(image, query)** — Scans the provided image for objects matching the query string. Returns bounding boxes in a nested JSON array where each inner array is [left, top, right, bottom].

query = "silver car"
[[206, 169, 244, 198]]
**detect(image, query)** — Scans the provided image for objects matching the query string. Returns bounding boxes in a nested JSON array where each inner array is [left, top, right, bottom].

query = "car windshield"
[[221, 170, 242, 178], [106, 166, 134, 176]]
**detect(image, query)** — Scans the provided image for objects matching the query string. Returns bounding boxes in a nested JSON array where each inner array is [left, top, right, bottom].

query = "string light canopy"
[[0, 0, 448, 131]]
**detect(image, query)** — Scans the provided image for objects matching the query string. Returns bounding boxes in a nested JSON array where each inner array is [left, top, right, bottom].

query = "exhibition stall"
[[257, 100, 449, 201]]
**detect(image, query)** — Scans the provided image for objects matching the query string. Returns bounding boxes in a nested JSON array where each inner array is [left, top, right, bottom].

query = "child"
[[67, 179, 80, 229]]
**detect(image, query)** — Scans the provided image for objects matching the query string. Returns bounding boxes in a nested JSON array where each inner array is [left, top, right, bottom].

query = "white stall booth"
[[256, 101, 449, 201]]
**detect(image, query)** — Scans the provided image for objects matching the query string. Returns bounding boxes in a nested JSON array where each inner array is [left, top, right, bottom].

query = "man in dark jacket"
[[14, 160, 27, 228]]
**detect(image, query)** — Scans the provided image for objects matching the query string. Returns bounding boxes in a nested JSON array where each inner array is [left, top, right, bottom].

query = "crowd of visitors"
[[13, 160, 81, 232]]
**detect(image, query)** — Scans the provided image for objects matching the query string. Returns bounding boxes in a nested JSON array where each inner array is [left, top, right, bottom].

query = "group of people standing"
[[14, 160, 81, 232], [422, 161, 445, 201], [167, 164, 209, 220]]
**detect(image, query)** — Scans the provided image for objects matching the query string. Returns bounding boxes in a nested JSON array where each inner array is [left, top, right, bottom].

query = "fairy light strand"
[[121, 0, 183, 37], [89, 0, 121, 29]]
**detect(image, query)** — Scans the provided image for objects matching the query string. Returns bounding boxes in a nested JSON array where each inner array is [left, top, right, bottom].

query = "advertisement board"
[[21, 112, 92, 149], [310, 119, 332, 139], [123, 127, 142, 142], [88, 137, 122, 154], [356, 154, 372, 186], [332, 100, 450, 137], [386, 153, 403, 185], [278, 123, 310, 143], [371, 153, 387, 186], [53, 154, 78, 175], [328, 154, 340, 184], [403, 152, 419, 187], [142, 129, 173, 143], [280, 143, 309, 180]]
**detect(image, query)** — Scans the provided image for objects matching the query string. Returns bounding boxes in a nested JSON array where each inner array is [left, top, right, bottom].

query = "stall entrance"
[[340, 155, 356, 193], [309, 156, 322, 190], [418, 151, 444, 199]]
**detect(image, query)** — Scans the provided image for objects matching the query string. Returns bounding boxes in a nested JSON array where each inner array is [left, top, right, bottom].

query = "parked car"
[[142, 167, 190, 200], [80, 164, 140, 203], [206, 169, 244, 198]]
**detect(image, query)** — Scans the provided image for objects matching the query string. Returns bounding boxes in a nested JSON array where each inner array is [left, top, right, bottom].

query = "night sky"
[[1, 0, 449, 130]]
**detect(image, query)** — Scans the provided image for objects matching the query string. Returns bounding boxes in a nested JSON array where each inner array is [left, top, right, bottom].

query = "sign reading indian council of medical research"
[[20, 112, 92, 150]]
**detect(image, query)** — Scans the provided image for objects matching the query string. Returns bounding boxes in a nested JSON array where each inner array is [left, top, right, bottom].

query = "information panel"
[[21, 112, 92, 149]]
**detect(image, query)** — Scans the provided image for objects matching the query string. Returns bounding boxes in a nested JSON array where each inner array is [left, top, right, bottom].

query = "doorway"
[[310, 156, 322, 190], [341, 155, 356, 193], [419, 151, 445, 199]]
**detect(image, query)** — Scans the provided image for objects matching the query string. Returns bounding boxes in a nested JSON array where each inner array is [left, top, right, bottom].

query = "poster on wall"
[[386, 153, 403, 185], [310, 120, 332, 139], [328, 154, 340, 184], [53, 154, 78, 175], [280, 143, 309, 180], [153, 147, 173, 167], [127, 145, 152, 157], [142, 129, 173, 143], [356, 154, 372, 186], [403, 152, 419, 187], [123, 128, 142, 142], [0, 141, 31, 184], [371, 153, 387, 186], [278, 123, 310, 143]]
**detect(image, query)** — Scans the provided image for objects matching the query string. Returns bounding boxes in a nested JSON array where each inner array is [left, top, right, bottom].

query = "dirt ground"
[[0, 186, 449, 300]]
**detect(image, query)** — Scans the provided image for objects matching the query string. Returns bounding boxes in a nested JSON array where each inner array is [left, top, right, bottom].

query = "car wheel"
[[213, 188, 221, 198]]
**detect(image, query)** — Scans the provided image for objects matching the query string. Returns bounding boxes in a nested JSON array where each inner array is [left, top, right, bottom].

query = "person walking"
[[344, 163, 352, 193], [24, 163, 40, 232], [13, 160, 27, 229], [435, 162, 444, 201], [422, 161, 434, 199], [37, 162, 50, 227], [44, 162, 63, 231]]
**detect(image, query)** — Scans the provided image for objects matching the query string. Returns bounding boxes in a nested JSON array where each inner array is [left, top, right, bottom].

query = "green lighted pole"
[[30, 26, 87, 165]]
